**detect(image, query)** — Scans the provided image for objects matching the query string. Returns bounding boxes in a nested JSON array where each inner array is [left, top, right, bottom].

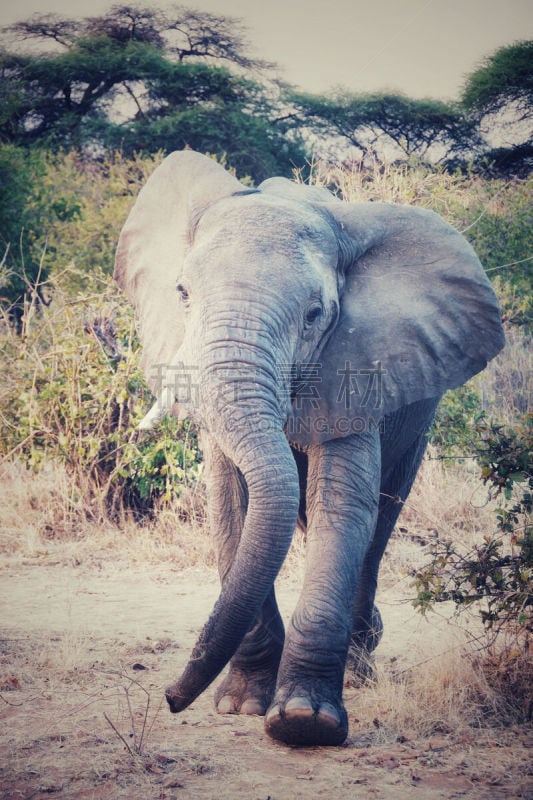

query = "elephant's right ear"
[[114, 150, 242, 392], [287, 201, 505, 446]]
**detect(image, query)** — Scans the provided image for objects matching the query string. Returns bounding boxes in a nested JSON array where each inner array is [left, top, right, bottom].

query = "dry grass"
[[1, 364, 530, 738], [300, 156, 490, 219], [382, 450, 497, 581], [351, 644, 496, 741], [0, 459, 214, 569], [475, 325, 532, 422]]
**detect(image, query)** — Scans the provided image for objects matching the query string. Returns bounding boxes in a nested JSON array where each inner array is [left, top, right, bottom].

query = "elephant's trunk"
[[165, 323, 300, 712]]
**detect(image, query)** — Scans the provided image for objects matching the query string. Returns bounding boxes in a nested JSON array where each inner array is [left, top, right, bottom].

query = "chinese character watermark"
[[336, 361, 385, 410]]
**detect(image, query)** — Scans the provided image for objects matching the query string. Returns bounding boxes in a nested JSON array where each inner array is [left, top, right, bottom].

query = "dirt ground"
[[0, 549, 531, 800]]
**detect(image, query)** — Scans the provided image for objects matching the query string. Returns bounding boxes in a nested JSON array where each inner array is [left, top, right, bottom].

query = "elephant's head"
[[115, 150, 504, 712]]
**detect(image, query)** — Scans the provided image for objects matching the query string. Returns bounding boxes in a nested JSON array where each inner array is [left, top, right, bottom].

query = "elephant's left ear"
[[114, 150, 242, 392], [288, 202, 505, 445]]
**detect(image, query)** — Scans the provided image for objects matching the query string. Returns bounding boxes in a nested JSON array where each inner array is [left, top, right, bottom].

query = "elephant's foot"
[[264, 683, 348, 746], [215, 666, 276, 716]]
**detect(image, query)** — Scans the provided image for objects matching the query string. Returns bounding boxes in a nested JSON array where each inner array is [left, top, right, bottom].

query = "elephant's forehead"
[[195, 194, 337, 255]]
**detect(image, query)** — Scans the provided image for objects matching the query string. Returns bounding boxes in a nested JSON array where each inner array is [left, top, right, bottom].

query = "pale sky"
[[0, 0, 531, 100]]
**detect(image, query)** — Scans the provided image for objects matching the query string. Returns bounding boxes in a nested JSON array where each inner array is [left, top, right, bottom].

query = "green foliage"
[[118, 108, 303, 183], [477, 416, 532, 501], [288, 90, 480, 165], [34, 151, 162, 292], [460, 178, 533, 329], [462, 41, 533, 177], [2, 10, 531, 178], [121, 417, 201, 508], [462, 40, 533, 119], [0, 144, 50, 314], [430, 384, 485, 456], [0, 275, 202, 518], [0, 36, 164, 149], [0, 7, 301, 182], [2, 4, 532, 182], [0, 148, 163, 311], [413, 414, 533, 637]]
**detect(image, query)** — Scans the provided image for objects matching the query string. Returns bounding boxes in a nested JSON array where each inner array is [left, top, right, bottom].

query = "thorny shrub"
[[413, 413, 532, 639], [0, 271, 202, 520]]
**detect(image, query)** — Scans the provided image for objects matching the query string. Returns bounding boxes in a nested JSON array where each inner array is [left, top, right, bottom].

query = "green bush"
[[0, 274, 202, 519], [0, 144, 51, 319], [27, 150, 163, 295], [460, 178, 533, 330], [430, 383, 485, 457], [413, 413, 532, 638], [0, 148, 163, 312]]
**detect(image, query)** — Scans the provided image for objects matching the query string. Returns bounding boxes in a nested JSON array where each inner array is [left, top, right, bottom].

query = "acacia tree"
[[2, 4, 272, 68], [463, 40, 533, 123], [461, 40, 533, 175], [0, 5, 308, 320], [287, 90, 480, 166], [0, 36, 163, 149], [0, 5, 300, 179]]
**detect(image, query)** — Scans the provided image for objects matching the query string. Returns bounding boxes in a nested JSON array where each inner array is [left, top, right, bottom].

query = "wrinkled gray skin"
[[115, 151, 504, 746]]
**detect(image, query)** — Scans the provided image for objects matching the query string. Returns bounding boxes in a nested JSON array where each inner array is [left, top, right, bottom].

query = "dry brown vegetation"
[[1, 444, 532, 798]]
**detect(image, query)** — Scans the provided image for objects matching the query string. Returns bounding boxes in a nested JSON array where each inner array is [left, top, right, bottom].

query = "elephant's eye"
[[176, 283, 190, 306], [304, 301, 323, 329]]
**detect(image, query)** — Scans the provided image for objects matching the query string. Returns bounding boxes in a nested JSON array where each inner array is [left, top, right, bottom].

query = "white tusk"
[[138, 402, 165, 430], [138, 386, 175, 430]]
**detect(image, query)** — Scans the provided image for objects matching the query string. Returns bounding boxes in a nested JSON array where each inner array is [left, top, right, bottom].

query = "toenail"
[[265, 703, 281, 723], [240, 698, 264, 715], [217, 696, 236, 714], [318, 702, 340, 724], [284, 696, 314, 715]]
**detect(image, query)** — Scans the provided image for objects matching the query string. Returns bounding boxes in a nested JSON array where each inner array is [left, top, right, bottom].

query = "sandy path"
[[0, 559, 531, 800], [0, 559, 461, 664]]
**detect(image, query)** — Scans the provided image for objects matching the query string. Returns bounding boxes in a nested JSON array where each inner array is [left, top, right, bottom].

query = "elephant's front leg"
[[203, 438, 285, 716], [348, 399, 439, 685], [265, 431, 381, 745], [215, 587, 284, 715]]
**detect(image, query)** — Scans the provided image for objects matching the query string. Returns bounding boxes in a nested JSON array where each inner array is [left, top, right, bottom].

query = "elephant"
[[114, 150, 504, 747]]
